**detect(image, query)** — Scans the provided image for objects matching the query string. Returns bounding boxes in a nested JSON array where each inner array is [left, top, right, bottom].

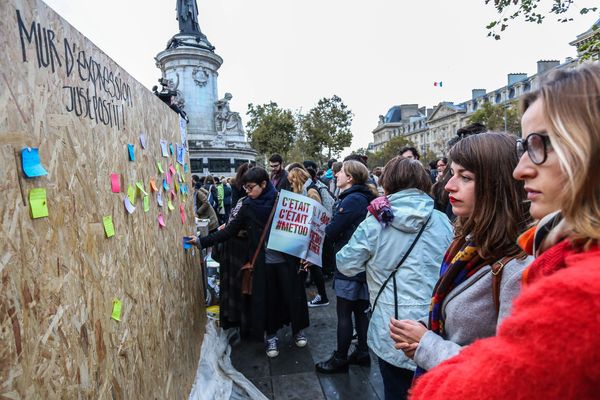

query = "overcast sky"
[[43, 0, 598, 154]]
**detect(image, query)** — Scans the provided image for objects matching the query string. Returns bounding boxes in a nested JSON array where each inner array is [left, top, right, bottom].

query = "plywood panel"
[[0, 1, 205, 398]]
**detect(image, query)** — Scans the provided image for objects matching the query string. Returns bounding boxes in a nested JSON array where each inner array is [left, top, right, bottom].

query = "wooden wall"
[[0, 0, 205, 398]]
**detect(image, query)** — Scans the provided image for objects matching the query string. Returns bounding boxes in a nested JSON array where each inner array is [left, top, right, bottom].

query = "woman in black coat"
[[188, 167, 309, 358]]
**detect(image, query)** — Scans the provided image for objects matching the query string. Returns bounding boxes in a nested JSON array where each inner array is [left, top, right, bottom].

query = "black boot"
[[348, 349, 371, 367], [315, 351, 349, 374]]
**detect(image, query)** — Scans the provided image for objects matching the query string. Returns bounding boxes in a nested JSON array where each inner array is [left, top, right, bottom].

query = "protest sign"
[[267, 190, 331, 267]]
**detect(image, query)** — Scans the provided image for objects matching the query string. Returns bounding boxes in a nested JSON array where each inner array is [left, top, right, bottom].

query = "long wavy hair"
[[288, 167, 310, 194], [449, 132, 531, 260]]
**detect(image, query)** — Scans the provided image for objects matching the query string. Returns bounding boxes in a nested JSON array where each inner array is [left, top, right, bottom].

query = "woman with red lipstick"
[[389, 132, 533, 381], [405, 63, 600, 400]]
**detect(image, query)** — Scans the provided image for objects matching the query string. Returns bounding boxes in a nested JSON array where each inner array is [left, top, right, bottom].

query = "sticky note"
[[29, 188, 49, 218], [143, 195, 150, 212], [184, 163, 189, 173], [158, 213, 165, 228], [157, 192, 163, 207], [163, 179, 169, 191], [169, 165, 176, 176], [170, 189, 176, 200], [111, 173, 120, 193], [169, 143, 174, 155], [21, 147, 48, 178], [127, 185, 136, 204], [179, 204, 186, 224], [150, 179, 158, 192], [124, 196, 136, 214], [156, 161, 164, 174], [180, 183, 186, 194], [128, 144, 135, 161], [176, 144, 185, 165], [174, 182, 179, 194], [103, 216, 115, 238], [136, 181, 148, 196], [111, 299, 122, 321], [167, 199, 174, 211], [160, 140, 168, 157], [166, 171, 172, 185], [139, 133, 147, 149], [183, 237, 193, 250]]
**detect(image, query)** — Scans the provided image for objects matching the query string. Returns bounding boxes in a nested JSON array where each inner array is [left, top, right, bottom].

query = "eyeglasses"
[[269, 163, 281, 169], [516, 133, 552, 165], [243, 183, 258, 192]]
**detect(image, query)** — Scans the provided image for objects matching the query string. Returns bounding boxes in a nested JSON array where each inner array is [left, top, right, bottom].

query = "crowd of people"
[[186, 63, 600, 399]]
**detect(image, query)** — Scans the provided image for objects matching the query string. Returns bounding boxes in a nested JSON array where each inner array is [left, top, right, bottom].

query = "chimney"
[[507, 73, 527, 86], [537, 60, 560, 75], [426, 108, 433, 117], [399, 104, 419, 120], [472, 89, 486, 99]]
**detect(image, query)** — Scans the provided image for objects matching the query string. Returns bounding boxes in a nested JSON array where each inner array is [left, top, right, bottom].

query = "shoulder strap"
[[491, 256, 517, 314], [249, 194, 279, 267], [371, 213, 432, 314]]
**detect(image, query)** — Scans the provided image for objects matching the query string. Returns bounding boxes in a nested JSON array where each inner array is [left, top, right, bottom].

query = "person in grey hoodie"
[[389, 133, 533, 385], [337, 157, 453, 400]]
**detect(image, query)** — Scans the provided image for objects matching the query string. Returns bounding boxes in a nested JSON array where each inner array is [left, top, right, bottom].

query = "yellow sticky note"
[[156, 161, 164, 174], [174, 181, 179, 194], [143, 195, 150, 212], [111, 299, 122, 322], [127, 184, 136, 204], [29, 188, 49, 218], [175, 164, 181, 175], [181, 172, 185, 183], [103, 216, 115, 238], [136, 181, 148, 196], [167, 199, 174, 211]]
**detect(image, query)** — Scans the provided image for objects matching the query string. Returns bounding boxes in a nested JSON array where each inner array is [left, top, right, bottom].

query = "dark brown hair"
[[233, 162, 253, 190], [380, 157, 432, 195], [449, 132, 530, 260]]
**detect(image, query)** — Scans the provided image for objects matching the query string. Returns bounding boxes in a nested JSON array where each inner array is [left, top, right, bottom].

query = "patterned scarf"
[[367, 196, 394, 227], [414, 238, 487, 378]]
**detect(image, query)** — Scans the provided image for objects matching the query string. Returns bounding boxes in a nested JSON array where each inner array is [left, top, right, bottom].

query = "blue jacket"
[[337, 189, 453, 369], [325, 184, 377, 282]]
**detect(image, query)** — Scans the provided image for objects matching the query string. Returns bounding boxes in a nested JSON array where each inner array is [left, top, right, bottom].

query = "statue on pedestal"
[[177, 0, 201, 35], [215, 93, 244, 135]]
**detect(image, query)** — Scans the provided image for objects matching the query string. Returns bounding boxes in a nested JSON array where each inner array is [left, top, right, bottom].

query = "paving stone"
[[272, 372, 325, 400]]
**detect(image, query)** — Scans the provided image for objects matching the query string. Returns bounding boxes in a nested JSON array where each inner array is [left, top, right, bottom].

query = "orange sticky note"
[[150, 179, 158, 192]]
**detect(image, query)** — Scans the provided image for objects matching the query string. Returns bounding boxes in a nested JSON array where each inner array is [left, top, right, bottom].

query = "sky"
[[42, 0, 598, 155]]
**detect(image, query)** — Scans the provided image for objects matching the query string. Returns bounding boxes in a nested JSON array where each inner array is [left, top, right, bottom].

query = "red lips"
[[449, 196, 459, 204]]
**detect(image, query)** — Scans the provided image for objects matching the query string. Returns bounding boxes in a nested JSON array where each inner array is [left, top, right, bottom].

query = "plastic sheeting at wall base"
[[189, 320, 268, 400]]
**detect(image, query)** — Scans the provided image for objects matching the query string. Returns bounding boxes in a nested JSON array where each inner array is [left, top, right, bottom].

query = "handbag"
[[240, 196, 279, 295]]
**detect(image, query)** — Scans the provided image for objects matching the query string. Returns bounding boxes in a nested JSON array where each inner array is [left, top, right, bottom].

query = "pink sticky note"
[[166, 171, 172, 185], [179, 204, 186, 224], [111, 173, 120, 193], [170, 190, 176, 200], [169, 165, 176, 176], [158, 213, 165, 228]]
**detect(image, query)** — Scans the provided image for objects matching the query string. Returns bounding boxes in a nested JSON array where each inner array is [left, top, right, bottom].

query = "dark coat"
[[223, 183, 233, 206], [271, 170, 291, 192], [325, 184, 377, 282]]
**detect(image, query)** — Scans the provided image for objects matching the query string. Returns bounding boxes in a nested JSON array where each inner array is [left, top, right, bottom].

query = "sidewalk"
[[230, 282, 384, 399]]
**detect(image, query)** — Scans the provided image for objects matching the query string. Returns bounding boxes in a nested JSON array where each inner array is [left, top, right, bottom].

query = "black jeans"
[[336, 297, 369, 357], [309, 265, 328, 301], [377, 357, 413, 400]]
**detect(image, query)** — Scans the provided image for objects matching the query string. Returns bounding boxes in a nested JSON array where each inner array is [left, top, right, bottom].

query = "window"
[[208, 158, 231, 173], [190, 159, 204, 173]]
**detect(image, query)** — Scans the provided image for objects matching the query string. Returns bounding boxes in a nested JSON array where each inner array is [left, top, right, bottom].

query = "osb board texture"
[[0, 1, 205, 399]]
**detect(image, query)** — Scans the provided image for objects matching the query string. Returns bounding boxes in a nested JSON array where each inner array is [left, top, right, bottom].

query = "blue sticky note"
[[128, 144, 134, 161], [183, 237, 193, 250], [21, 147, 48, 178], [169, 143, 174, 155], [163, 179, 169, 191], [184, 163, 189, 173]]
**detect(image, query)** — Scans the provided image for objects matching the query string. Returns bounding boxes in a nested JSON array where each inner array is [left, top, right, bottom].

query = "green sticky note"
[[103, 216, 115, 238], [167, 199, 174, 211], [143, 195, 150, 212], [156, 161, 164, 174], [111, 299, 122, 322], [127, 184, 136, 204], [175, 164, 181, 175], [29, 188, 49, 218], [136, 181, 148, 196]]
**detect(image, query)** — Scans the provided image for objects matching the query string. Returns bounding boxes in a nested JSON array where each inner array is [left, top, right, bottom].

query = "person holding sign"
[[335, 157, 454, 399], [188, 167, 309, 358], [315, 160, 378, 374]]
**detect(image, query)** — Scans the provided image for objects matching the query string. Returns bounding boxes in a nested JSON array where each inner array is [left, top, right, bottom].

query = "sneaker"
[[315, 351, 349, 374], [351, 331, 358, 344], [307, 294, 330, 308], [265, 336, 279, 358], [294, 331, 308, 348]]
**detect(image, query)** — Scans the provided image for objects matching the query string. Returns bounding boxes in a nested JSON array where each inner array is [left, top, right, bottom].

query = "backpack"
[[207, 185, 217, 208], [309, 180, 335, 214]]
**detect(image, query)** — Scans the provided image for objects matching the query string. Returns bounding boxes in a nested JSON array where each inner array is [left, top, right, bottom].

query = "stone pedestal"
[[155, 33, 255, 175]]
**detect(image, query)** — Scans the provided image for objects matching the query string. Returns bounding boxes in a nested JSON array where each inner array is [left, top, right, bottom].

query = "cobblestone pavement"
[[230, 281, 385, 399]]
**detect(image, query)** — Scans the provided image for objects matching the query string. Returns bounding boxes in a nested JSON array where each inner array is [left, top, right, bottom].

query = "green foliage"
[[485, 0, 598, 39], [468, 101, 521, 135], [246, 102, 296, 158], [355, 136, 416, 170], [301, 95, 353, 160]]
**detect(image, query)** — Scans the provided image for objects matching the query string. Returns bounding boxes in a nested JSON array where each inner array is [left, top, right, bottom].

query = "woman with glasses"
[[187, 167, 310, 357], [389, 132, 533, 395], [407, 63, 600, 399]]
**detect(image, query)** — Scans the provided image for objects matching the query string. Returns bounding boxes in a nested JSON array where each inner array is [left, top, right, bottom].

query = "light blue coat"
[[337, 189, 453, 370]]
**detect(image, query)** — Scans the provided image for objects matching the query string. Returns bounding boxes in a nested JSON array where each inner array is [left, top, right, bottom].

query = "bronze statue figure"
[[176, 0, 201, 34]]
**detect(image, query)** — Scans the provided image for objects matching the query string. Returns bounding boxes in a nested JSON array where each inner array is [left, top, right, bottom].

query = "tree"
[[301, 95, 353, 161], [246, 102, 296, 159], [485, 0, 598, 40], [468, 101, 521, 135], [380, 136, 413, 163]]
